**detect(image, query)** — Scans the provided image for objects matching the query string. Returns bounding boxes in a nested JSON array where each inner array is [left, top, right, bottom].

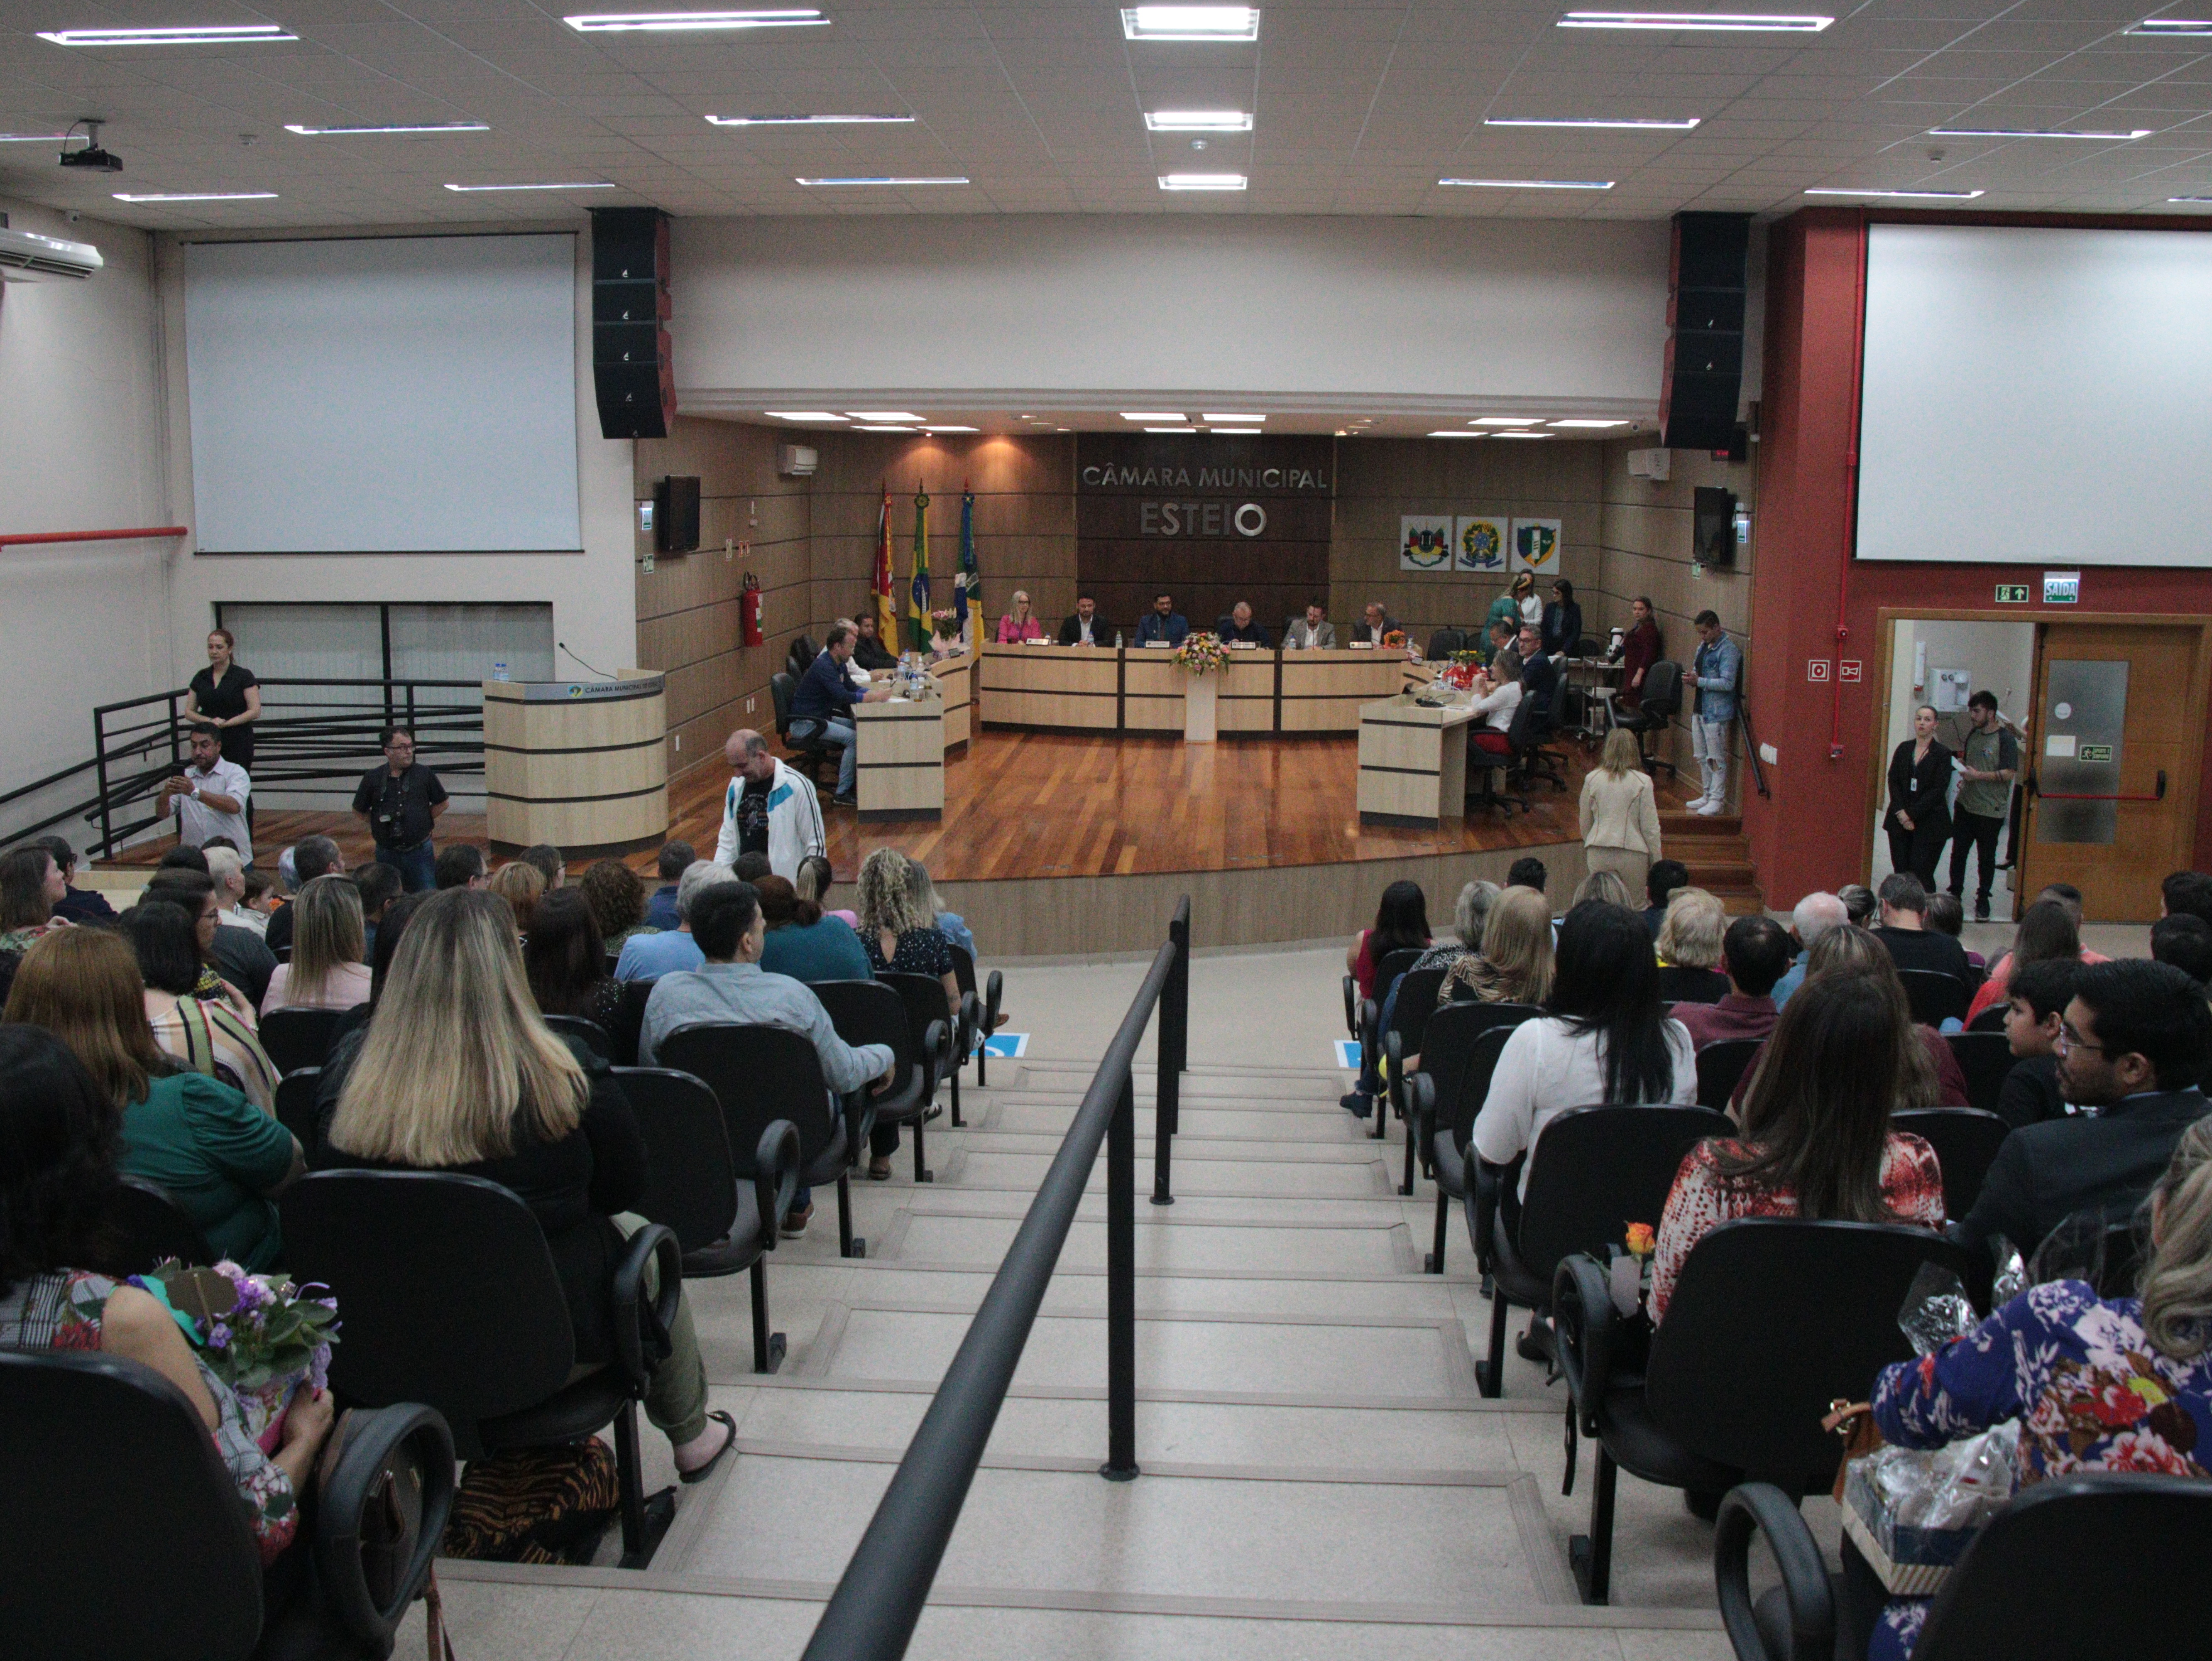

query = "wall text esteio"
[[1139, 500, 1270, 539]]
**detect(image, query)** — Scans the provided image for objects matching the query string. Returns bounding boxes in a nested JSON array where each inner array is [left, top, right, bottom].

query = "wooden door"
[[2019, 623, 2205, 922]]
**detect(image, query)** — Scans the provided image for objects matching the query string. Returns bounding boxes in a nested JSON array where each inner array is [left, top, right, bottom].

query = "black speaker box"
[[656, 475, 700, 554], [590, 208, 675, 440], [1661, 212, 1750, 452]]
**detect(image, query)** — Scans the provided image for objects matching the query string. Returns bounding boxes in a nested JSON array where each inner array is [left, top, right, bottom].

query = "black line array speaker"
[[1661, 211, 1750, 452], [590, 207, 674, 441], [656, 475, 700, 553]]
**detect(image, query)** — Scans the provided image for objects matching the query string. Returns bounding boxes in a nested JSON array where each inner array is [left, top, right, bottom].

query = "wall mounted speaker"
[[1661, 212, 1750, 452], [655, 475, 700, 553], [590, 207, 674, 441]]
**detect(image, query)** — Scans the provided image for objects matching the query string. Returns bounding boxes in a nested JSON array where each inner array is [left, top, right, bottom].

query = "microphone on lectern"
[[558, 641, 611, 680]]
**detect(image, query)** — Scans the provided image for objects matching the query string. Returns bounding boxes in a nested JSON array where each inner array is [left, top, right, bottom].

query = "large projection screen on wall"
[[186, 234, 580, 554], [1857, 223, 2212, 566]]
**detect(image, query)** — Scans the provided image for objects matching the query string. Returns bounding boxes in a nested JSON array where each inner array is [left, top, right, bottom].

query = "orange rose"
[[1625, 1223, 1656, 1257]]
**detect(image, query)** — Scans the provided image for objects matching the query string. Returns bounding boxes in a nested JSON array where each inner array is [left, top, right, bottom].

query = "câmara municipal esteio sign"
[[1078, 463, 1331, 493]]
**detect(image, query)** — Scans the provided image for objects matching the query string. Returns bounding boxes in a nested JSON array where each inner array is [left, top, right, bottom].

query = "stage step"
[[1653, 806, 1765, 915]]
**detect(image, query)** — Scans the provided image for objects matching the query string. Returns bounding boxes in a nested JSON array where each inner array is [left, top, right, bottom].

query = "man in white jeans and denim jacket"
[[1686, 610, 1741, 818]]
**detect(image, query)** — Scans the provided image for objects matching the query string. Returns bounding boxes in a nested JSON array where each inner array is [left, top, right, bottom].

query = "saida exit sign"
[[1994, 584, 2030, 604]]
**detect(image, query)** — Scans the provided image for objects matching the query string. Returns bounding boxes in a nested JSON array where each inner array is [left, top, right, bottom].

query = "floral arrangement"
[[141, 1260, 340, 1449], [1382, 629, 1407, 650], [929, 608, 957, 627], [1440, 651, 1482, 691], [1173, 631, 1228, 676]]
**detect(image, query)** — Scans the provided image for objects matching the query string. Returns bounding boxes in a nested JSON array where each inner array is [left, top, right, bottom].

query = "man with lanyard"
[[715, 728, 826, 879], [1949, 690, 2020, 921], [351, 727, 448, 892], [158, 728, 252, 865], [1686, 609, 1742, 818]]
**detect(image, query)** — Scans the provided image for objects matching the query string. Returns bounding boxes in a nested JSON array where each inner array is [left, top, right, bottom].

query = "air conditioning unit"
[[1627, 446, 1672, 483], [0, 225, 103, 282], [777, 443, 818, 478]]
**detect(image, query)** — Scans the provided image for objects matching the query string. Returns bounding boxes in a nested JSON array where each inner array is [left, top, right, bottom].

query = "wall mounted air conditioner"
[[0, 225, 103, 282], [1626, 446, 1672, 483], [777, 443, 818, 478]]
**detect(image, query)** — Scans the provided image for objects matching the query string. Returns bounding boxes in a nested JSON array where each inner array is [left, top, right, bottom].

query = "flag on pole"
[[871, 488, 897, 645], [954, 487, 980, 649], [908, 486, 932, 650]]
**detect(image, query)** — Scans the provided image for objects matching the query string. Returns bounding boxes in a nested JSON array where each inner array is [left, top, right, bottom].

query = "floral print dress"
[[1866, 1279, 2212, 1658]]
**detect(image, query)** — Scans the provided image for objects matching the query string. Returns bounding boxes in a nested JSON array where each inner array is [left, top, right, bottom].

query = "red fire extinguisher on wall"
[[740, 572, 764, 647]]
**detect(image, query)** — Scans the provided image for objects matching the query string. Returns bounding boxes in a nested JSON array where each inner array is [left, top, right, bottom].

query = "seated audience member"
[[144, 867, 276, 1012], [210, 845, 267, 930], [2163, 869, 2212, 929], [0, 843, 71, 953], [797, 854, 858, 931], [641, 882, 896, 1235], [159, 844, 211, 875], [5, 929, 300, 1269], [1472, 901, 1697, 1202], [331, 889, 432, 1050], [1773, 890, 1849, 1009], [260, 875, 372, 1014], [1057, 595, 1110, 647], [1654, 887, 1731, 1004], [2153, 911, 2212, 985], [1864, 1121, 2212, 1661], [905, 859, 976, 961], [1217, 601, 1269, 646], [1872, 872, 1976, 984], [1965, 898, 2085, 1025], [857, 848, 962, 1177], [1506, 856, 1547, 896], [315, 889, 735, 1481], [267, 835, 343, 954], [1839, 882, 1876, 926], [1283, 602, 1335, 650], [525, 888, 644, 1065], [36, 835, 115, 923], [432, 842, 488, 892], [645, 841, 692, 931], [616, 860, 735, 982], [1921, 892, 1982, 970], [1674, 914, 1791, 1048], [581, 858, 654, 954], [1644, 860, 1691, 939], [757, 874, 871, 985], [521, 845, 565, 891], [0, 1024, 332, 1565], [1997, 957, 2079, 1130], [1342, 879, 1433, 1118], [487, 860, 545, 938], [1733, 926, 1971, 1115], [1441, 882, 1556, 1010], [350, 860, 402, 958], [123, 897, 279, 1111], [1954, 959, 2211, 1258], [241, 868, 282, 929], [734, 851, 773, 884], [1412, 881, 1498, 981], [851, 610, 898, 670], [1134, 592, 1189, 648], [1573, 870, 1636, 910], [996, 590, 1045, 644], [1652, 973, 1945, 1322]]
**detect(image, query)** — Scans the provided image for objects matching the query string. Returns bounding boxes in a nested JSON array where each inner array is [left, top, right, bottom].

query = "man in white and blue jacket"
[[1687, 609, 1742, 818], [716, 729, 827, 879]]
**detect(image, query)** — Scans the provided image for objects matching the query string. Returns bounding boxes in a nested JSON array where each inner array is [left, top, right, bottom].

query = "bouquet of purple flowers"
[[142, 1260, 340, 1450]]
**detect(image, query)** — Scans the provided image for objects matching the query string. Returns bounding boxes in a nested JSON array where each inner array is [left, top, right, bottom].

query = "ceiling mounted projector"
[[0, 225, 105, 282], [57, 118, 122, 174]]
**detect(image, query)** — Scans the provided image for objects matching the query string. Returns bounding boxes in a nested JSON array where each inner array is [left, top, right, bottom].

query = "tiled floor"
[[402, 943, 1809, 1659]]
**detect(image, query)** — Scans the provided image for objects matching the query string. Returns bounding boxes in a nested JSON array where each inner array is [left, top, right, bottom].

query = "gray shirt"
[[639, 960, 892, 1095]]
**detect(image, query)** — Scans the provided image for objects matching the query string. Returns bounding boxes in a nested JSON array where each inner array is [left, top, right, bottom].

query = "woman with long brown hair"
[[260, 873, 370, 1013]]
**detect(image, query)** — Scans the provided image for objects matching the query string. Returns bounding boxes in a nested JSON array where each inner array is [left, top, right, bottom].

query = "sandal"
[[677, 1410, 738, 1485], [868, 1156, 893, 1181]]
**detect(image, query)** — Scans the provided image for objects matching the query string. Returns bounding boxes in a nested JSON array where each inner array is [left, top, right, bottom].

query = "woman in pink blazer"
[[996, 591, 1044, 644]]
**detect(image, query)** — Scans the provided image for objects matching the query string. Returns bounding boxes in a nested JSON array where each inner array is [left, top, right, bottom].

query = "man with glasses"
[[1953, 958, 2211, 1257], [352, 726, 449, 892]]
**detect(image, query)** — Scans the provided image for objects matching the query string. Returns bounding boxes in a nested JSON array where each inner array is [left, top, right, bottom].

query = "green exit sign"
[[1994, 584, 2031, 604]]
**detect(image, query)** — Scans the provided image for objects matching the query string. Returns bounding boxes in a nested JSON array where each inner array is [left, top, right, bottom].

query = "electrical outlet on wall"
[[745, 696, 756, 714], [748, 500, 758, 527], [724, 537, 733, 561], [674, 734, 681, 752]]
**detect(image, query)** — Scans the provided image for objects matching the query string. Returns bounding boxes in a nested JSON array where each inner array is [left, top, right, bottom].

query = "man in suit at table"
[[1057, 594, 1111, 647], [1216, 601, 1269, 647], [1284, 603, 1335, 650], [1134, 592, 1189, 647], [1353, 602, 1398, 647]]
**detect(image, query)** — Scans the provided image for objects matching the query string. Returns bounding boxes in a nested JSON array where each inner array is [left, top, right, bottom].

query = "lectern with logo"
[[483, 674, 668, 854]]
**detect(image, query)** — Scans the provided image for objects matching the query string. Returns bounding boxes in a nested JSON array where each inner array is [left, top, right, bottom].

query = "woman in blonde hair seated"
[[856, 847, 959, 1180], [261, 874, 372, 1014], [1443, 884, 1556, 1008], [312, 889, 734, 1482], [487, 859, 545, 938], [1654, 886, 1731, 1004]]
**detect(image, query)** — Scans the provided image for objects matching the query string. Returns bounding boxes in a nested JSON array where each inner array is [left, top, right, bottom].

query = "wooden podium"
[[484, 673, 668, 854]]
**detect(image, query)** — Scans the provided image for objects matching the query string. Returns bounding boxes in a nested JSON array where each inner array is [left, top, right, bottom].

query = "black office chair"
[[258, 1006, 348, 1076], [770, 670, 832, 786], [1379, 966, 1448, 1185], [1717, 1472, 2212, 1661], [282, 1169, 688, 1570], [1427, 627, 1466, 661], [950, 944, 1004, 1088], [785, 633, 820, 678], [1617, 659, 1682, 779], [544, 1013, 614, 1062], [813, 978, 947, 1183], [1696, 1039, 1763, 1110], [615, 1064, 800, 1369], [1470, 1103, 1733, 1397], [1357, 948, 1426, 1142], [1414, 1003, 1542, 1274], [105, 1175, 215, 1271], [1966, 1002, 2008, 1034], [0, 1348, 454, 1661], [1899, 968, 1973, 1029], [1466, 693, 1539, 816], [1656, 964, 1731, 1005], [1943, 1032, 2016, 1118], [1552, 1218, 1985, 1604], [651, 1026, 870, 1265], [1887, 1107, 2010, 1222]]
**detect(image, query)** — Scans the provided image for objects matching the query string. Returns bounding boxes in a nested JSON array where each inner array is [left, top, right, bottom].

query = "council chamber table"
[[980, 642, 1416, 734], [853, 684, 946, 823], [1356, 692, 1479, 827]]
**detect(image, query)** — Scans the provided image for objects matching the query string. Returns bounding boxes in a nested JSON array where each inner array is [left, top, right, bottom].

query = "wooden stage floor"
[[105, 730, 1717, 887]]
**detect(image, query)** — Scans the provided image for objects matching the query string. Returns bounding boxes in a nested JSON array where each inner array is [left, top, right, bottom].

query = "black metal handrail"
[[800, 896, 1192, 1661], [1735, 693, 1772, 801]]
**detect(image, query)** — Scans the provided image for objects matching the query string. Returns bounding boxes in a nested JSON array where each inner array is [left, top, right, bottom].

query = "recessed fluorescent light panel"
[[112, 191, 278, 202], [1473, 416, 1542, 426], [2129, 18, 2212, 33], [1159, 172, 1247, 190], [795, 175, 968, 186], [1804, 186, 1985, 199], [444, 181, 614, 191], [1145, 110, 1253, 132], [848, 411, 922, 422], [286, 121, 489, 135], [1495, 431, 1555, 439], [563, 9, 827, 32], [766, 411, 847, 421], [1122, 7, 1260, 42], [707, 112, 912, 126], [1122, 412, 1187, 422], [2169, 195, 2212, 202], [1557, 11, 1832, 31], [1927, 127, 2150, 140], [1145, 426, 1199, 433], [1551, 419, 1630, 428], [0, 132, 72, 142], [855, 424, 916, 431], [1440, 177, 1614, 190], [1201, 413, 1265, 423], [1485, 116, 1699, 130], [1211, 427, 1263, 434], [1428, 431, 1485, 438], [923, 425, 978, 433], [39, 24, 297, 44]]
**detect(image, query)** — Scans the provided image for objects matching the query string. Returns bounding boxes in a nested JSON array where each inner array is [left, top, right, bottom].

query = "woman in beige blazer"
[[1580, 727, 1663, 897]]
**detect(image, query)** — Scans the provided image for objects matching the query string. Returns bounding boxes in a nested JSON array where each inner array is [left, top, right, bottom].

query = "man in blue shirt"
[[1134, 592, 1189, 648], [1771, 890, 1847, 1009], [790, 623, 892, 805], [1686, 609, 1742, 818], [617, 859, 736, 981]]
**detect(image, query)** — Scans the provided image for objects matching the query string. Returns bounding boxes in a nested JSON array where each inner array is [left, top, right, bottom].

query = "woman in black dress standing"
[[184, 628, 262, 831], [1884, 703, 1953, 888]]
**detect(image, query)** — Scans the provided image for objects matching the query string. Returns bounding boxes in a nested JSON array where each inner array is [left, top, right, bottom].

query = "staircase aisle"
[[409, 951, 1737, 1660]]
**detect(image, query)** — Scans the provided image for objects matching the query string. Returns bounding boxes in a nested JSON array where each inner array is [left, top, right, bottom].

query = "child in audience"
[[1997, 957, 2078, 1129]]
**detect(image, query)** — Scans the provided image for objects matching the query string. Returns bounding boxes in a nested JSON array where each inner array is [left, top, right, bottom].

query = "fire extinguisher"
[[740, 573, 764, 647]]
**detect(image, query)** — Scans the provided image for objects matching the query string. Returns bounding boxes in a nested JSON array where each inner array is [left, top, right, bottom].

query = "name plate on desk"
[[1141, 640, 1173, 647], [1020, 637, 1052, 645], [1347, 641, 1375, 650], [490, 675, 666, 704]]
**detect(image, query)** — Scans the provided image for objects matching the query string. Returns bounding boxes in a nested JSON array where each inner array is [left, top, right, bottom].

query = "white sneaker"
[[1683, 795, 1709, 811], [1697, 798, 1724, 816]]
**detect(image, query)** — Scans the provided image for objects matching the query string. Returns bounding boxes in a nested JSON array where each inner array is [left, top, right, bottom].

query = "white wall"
[[673, 214, 1692, 417], [1884, 619, 2037, 754]]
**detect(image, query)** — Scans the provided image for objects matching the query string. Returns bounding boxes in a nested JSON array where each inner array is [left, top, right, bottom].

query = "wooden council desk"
[[484, 673, 668, 853], [980, 642, 1415, 734], [1356, 692, 1479, 827], [854, 684, 946, 823]]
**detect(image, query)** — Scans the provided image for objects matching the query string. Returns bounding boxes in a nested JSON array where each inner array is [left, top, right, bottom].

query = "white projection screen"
[[185, 234, 580, 553], [1857, 223, 2212, 566]]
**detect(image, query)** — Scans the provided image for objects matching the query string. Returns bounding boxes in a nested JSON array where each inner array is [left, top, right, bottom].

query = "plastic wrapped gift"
[[1841, 1428, 2018, 1595]]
